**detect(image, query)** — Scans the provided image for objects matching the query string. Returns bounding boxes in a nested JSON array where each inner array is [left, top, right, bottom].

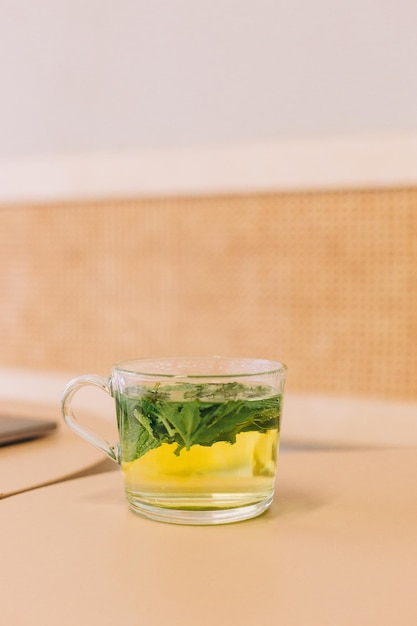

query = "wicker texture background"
[[1, 187, 416, 400]]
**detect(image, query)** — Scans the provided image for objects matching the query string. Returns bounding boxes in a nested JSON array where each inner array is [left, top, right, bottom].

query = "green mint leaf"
[[116, 383, 282, 462]]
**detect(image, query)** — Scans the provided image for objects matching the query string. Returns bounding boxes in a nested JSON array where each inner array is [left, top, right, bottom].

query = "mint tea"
[[116, 381, 282, 523]]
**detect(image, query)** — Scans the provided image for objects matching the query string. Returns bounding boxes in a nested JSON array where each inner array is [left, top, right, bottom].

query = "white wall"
[[1, 0, 417, 200]]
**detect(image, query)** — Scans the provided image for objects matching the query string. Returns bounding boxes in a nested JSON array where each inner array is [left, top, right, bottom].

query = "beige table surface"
[[0, 369, 117, 497], [1, 446, 416, 626], [0, 398, 118, 498]]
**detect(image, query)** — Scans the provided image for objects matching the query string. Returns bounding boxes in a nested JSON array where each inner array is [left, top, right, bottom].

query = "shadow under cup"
[[61, 356, 287, 525]]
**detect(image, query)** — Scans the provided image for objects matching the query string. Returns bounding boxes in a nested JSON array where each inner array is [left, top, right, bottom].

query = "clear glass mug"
[[61, 356, 287, 525]]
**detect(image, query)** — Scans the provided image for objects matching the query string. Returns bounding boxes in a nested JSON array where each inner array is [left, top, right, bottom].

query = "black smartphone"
[[0, 415, 57, 446]]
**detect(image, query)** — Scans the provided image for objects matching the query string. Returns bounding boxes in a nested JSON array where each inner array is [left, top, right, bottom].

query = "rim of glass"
[[113, 356, 287, 379]]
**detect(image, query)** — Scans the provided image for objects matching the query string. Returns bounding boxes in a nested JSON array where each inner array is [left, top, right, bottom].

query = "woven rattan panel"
[[1, 188, 416, 400]]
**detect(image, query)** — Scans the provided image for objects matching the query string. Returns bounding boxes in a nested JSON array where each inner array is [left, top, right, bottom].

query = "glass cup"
[[61, 356, 287, 525]]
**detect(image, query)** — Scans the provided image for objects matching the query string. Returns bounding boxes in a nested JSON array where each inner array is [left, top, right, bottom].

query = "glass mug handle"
[[61, 374, 120, 463]]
